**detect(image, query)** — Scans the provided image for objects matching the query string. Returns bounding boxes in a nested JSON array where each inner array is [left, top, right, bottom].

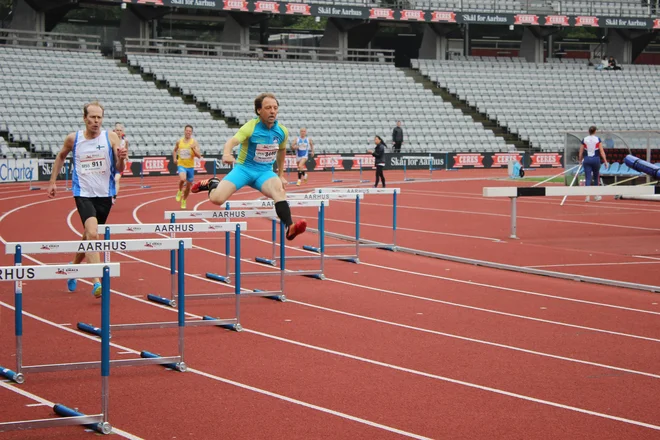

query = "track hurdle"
[[119, 158, 151, 189], [305, 188, 401, 263], [165, 208, 293, 302], [331, 157, 371, 183], [0, 263, 118, 435], [29, 159, 71, 191], [483, 185, 660, 239], [94, 222, 245, 331], [4, 238, 192, 375]]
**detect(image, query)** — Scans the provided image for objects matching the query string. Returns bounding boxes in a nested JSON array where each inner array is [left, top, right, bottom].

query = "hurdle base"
[[146, 294, 177, 308], [339, 258, 360, 264], [253, 289, 286, 302], [304, 273, 325, 280], [203, 315, 243, 331], [53, 404, 111, 434], [76, 322, 111, 339], [206, 272, 230, 283], [302, 245, 320, 253], [255, 257, 277, 266], [377, 246, 397, 252], [0, 366, 24, 384], [140, 351, 187, 372]]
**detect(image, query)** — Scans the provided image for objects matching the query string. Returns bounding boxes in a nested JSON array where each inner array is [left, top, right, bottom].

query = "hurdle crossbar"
[[330, 157, 371, 183], [308, 188, 401, 263], [0, 263, 118, 435], [483, 185, 660, 238], [99, 222, 245, 331], [4, 239, 191, 377]]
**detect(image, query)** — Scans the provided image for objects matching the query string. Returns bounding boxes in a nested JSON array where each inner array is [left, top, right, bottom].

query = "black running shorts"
[[74, 197, 113, 226]]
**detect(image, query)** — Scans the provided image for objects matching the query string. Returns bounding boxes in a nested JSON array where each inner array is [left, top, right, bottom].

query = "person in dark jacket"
[[368, 135, 386, 188], [392, 121, 403, 153]]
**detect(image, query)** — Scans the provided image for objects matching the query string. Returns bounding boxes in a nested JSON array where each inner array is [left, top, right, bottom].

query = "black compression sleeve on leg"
[[298, 171, 302, 179], [208, 178, 219, 195], [275, 201, 293, 228]]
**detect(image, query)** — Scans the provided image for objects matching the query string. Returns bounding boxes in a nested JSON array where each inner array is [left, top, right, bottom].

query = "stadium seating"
[[0, 47, 235, 157], [128, 54, 515, 153], [414, 57, 660, 152], [412, 0, 654, 16]]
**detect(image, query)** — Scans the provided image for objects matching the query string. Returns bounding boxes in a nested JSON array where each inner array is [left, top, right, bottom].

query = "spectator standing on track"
[[173, 125, 202, 210], [46, 101, 128, 298], [190, 93, 307, 241], [291, 127, 314, 186], [112, 122, 129, 202], [392, 121, 404, 153], [369, 135, 386, 188], [579, 125, 608, 202]]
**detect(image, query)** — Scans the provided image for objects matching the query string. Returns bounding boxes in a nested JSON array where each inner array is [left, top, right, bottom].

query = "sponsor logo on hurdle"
[[144, 242, 163, 249], [126, 226, 142, 232], [189, 212, 204, 217], [0, 267, 35, 280], [153, 224, 195, 233], [55, 267, 78, 276], [40, 244, 60, 251], [77, 241, 128, 252], [453, 153, 484, 168]]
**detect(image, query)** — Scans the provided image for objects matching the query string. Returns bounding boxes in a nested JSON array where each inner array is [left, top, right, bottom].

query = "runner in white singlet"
[[291, 128, 314, 186]]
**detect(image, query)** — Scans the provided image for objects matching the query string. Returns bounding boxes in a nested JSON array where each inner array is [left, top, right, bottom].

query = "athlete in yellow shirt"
[[172, 125, 201, 209]]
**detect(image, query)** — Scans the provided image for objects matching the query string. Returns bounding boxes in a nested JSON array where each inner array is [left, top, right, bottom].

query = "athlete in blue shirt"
[[191, 93, 306, 240]]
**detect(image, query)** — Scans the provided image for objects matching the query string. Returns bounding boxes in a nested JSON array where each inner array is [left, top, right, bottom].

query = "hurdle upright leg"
[[510, 197, 518, 239]]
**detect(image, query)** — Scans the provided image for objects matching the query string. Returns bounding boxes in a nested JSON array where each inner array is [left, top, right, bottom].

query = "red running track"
[[0, 170, 659, 439]]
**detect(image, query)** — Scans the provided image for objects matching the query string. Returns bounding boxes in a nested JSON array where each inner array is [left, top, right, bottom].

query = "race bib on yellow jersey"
[[179, 149, 192, 159], [255, 143, 278, 163], [80, 151, 108, 175]]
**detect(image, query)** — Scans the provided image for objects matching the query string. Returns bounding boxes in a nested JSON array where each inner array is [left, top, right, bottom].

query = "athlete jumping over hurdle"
[[47, 101, 128, 298], [291, 128, 314, 186], [191, 93, 306, 240]]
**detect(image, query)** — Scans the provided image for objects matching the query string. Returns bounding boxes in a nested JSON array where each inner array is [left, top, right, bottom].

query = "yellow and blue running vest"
[[234, 118, 288, 169], [177, 137, 195, 168]]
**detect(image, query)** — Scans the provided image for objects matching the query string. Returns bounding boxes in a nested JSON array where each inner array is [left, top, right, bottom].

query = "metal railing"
[[123, 38, 395, 64], [0, 28, 101, 51]]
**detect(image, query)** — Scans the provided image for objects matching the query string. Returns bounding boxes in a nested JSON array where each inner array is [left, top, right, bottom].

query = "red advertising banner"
[[142, 157, 170, 174], [400, 10, 426, 21], [223, 0, 248, 11], [654, 18, 660, 29], [369, 8, 395, 19], [430, 11, 456, 22], [193, 157, 207, 174], [491, 153, 522, 168], [254, 1, 279, 12], [284, 155, 298, 171], [529, 153, 562, 167], [575, 16, 599, 26], [350, 154, 375, 169], [514, 14, 539, 25], [314, 154, 342, 171], [285, 3, 311, 14], [452, 153, 484, 168], [544, 15, 569, 26], [122, 159, 133, 176]]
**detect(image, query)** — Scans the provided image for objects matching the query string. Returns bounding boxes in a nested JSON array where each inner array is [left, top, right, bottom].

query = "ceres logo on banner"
[[143, 157, 170, 174], [351, 155, 375, 169], [545, 15, 569, 26], [369, 8, 395, 19], [575, 16, 599, 27], [453, 154, 484, 168], [223, 0, 248, 10], [654, 18, 660, 29], [254, 1, 279, 12], [530, 153, 562, 167], [514, 14, 539, 25], [122, 159, 133, 176], [400, 10, 425, 21], [315, 155, 342, 170], [491, 153, 522, 168], [431, 11, 456, 22], [285, 3, 311, 15]]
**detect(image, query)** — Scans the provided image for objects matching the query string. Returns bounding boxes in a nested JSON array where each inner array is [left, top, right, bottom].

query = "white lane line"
[[529, 261, 660, 268], [0, 380, 144, 439]]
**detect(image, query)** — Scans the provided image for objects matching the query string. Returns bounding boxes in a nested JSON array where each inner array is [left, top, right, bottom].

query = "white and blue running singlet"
[[296, 137, 310, 158], [71, 130, 116, 197]]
